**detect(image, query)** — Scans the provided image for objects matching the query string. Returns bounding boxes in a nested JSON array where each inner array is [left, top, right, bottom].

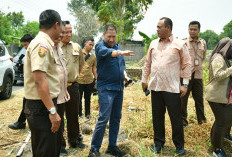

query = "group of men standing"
[[15, 9, 133, 157], [9, 8, 208, 157], [21, 10, 98, 156]]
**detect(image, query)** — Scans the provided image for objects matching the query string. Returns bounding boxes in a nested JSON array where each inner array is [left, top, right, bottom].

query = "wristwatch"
[[183, 84, 188, 88], [49, 107, 57, 115]]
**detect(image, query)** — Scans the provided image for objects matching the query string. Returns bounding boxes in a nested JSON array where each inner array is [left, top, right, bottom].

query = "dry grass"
[[0, 82, 232, 157]]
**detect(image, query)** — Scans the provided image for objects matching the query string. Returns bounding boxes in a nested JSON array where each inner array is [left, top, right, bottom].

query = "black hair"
[[189, 21, 201, 29], [63, 21, 70, 25], [160, 17, 173, 31], [82, 37, 94, 48], [39, 9, 61, 29], [104, 23, 117, 33], [62, 21, 66, 26], [20, 34, 34, 42]]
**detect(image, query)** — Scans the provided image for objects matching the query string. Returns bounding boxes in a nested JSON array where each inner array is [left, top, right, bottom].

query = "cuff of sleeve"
[[183, 79, 189, 85], [141, 76, 148, 84]]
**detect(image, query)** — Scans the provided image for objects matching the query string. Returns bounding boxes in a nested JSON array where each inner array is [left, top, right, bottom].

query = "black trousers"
[[17, 97, 26, 123], [25, 98, 59, 157], [79, 83, 93, 117], [64, 82, 80, 144], [151, 91, 184, 149], [181, 73, 206, 124], [57, 103, 66, 150], [208, 101, 232, 148]]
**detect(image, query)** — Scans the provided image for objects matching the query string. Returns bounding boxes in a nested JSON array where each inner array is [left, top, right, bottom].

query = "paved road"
[[13, 81, 24, 92]]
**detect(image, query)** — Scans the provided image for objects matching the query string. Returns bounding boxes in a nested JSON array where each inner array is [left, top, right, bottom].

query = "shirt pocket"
[[168, 45, 180, 60], [72, 51, 80, 62], [196, 43, 204, 59]]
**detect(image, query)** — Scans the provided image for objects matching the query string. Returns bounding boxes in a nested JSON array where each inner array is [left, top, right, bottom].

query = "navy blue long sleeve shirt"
[[95, 40, 125, 91]]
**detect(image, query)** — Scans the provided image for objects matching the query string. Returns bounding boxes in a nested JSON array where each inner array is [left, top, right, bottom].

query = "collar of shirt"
[[60, 41, 73, 47], [103, 40, 119, 49], [189, 36, 200, 43], [38, 31, 54, 47], [159, 34, 174, 43]]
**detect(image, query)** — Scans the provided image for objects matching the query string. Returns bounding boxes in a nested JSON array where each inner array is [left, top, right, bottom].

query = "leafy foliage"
[[221, 20, 232, 38], [0, 11, 39, 44], [139, 31, 158, 54], [199, 19, 232, 50], [0, 11, 13, 43], [199, 30, 220, 50], [67, 0, 102, 45], [86, 0, 153, 43]]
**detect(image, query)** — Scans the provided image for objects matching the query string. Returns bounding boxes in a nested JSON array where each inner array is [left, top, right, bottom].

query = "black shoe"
[[77, 141, 87, 148], [69, 141, 87, 148], [60, 147, 68, 156], [106, 145, 126, 157], [213, 149, 227, 157], [89, 150, 101, 157], [8, 122, 26, 130], [78, 134, 83, 141], [152, 144, 163, 154], [176, 147, 186, 156]]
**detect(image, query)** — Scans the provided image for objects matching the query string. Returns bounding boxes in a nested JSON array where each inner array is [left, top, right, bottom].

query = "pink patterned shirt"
[[142, 35, 192, 93]]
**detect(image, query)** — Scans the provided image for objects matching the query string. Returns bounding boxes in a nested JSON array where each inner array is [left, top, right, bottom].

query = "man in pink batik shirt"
[[142, 17, 191, 156]]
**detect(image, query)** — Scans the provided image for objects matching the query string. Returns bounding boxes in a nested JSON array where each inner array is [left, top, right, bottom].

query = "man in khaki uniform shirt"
[[24, 10, 62, 157], [78, 37, 97, 118], [60, 21, 86, 150], [181, 21, 207, 127]]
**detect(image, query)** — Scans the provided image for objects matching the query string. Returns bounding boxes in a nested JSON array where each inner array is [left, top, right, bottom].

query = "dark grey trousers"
[[208, 101, 232, 148]]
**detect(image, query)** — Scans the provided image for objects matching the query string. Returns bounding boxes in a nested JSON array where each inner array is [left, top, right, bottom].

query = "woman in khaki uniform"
[[205, 38, 232, 157]]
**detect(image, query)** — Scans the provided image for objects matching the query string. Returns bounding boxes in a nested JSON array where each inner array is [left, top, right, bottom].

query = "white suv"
[[0, 40, 15, 99]]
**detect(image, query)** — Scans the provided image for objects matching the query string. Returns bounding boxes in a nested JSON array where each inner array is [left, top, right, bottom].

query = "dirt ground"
[[0, 83, 232, 157]]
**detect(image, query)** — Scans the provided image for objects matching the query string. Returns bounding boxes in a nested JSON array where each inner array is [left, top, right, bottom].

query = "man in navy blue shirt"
[[89, 23, 134, 157]]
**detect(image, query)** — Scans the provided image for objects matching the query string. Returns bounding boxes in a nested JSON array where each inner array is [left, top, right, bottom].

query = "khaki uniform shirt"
[[77, 52, 97, 84], [60, 41, 84, 83], [53, 44, 69, 104], [205, 54, 232, 104], [24, 31, 60, 99], [185, 37, 207, 79]]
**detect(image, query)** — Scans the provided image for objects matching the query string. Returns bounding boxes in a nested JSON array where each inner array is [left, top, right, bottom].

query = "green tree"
[[220, 20, 232, 38], [6, 11, 24, 37], [22, 21, 39, 37], [0, 11, 13, 44], [199, 30, 219, 50], [139, 31, 158, 54], [86, 0, 153, 43], [68, 0, 102, 45]]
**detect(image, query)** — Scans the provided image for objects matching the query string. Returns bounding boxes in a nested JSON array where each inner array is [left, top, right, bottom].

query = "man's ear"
[[166, 25, 171, 31], [53, 22, 59, 30]]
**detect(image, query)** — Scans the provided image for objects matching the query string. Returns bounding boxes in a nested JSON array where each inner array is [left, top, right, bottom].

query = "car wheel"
[[13, 80, 17, 85], [0, 77, 13, 99]]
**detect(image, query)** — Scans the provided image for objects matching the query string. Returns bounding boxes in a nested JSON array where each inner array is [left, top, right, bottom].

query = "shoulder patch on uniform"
[[38, 45, 48, 57], [214, 62, 223, 69]]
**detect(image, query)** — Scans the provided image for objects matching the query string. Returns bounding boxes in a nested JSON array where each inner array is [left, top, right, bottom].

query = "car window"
[[16, 48, 26, 57], [0, 45, 5, 57]]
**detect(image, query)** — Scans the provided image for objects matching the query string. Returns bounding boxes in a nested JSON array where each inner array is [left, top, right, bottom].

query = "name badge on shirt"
[[194, 59, 199, 66]]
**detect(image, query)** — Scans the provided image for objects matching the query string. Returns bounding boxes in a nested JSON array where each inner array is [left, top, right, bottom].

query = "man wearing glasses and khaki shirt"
[[60, 21, 86, 151]]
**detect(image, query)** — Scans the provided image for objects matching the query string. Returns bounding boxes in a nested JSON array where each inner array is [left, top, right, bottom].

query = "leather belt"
[[68, 82, 77, 86]]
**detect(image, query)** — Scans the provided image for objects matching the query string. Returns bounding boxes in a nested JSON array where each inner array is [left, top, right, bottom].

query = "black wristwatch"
[[183, 84, 188, 88]]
